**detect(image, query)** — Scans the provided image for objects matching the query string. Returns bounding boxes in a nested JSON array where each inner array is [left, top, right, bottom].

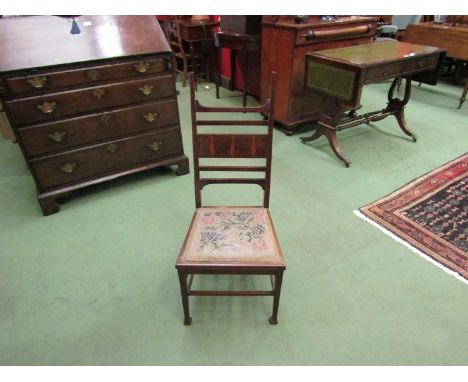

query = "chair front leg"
[[177, 270, 192, 325], [269, 270, 284, 325]]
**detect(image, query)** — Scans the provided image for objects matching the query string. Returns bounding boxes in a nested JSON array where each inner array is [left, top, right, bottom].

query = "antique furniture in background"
[[167, 17, 218, 87], [301, 41, 446, 167], [176, 72, 285, 325], [403, 19, 468, 108], [260, 15, 378, 135], [215, 16, 262, 106], [0, 16, 189, 215]]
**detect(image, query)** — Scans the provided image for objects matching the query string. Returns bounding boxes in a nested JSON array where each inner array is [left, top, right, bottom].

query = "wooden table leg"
[[216, 44, 221, 99], [387, 76, 417, 142], [300, 115, 351, 167], [241, 51, 248, 107], [458, 80, 468, 109]]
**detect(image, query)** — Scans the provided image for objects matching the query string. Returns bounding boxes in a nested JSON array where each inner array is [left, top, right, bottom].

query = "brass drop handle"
[[134, 62, 150, 73], [382, 69, 389, 76], [139, 84, 154, 96], [37, 101, 56, 114], [417, 60, 425, 68], [92, 88, 105, 99], [48, 130, 66, 143], [27, 76, 47, 89], [99, 114, 111, 126], [107, 143, 118, 153], [147, 141, 162, 151], [59, 162, 77, 174], [142, 112, 158, 123], [87, 70, 99, 81]]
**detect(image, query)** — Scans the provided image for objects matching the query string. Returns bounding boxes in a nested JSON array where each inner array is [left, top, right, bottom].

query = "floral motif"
[[198, 209, 268, 253]]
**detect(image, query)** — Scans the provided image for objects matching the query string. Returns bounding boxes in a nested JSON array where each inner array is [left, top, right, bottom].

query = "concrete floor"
[[0, 77, 467, 365]]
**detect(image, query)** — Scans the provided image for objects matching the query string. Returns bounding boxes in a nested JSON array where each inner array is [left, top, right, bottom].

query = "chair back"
[[166, 17, 186, 56], [189, 71, 277, 208]]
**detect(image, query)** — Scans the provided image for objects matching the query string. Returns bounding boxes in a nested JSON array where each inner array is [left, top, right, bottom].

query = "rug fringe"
[[353, 210, 468, 285]]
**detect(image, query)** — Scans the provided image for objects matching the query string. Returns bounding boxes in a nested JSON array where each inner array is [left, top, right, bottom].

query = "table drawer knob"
[[59, 162, 77, 174], [143, 112, 158, 123], [48, 130, 66, 143], [134, 62, 150, 73], [139, 84, 154, 96], [382, 69, 389, 76], [92, 88, 105, 99], [37, 101, 56, 114], [27, 76, 47, 89], [417, 60, 425, 68], [107, 143, 118, 153], [147, 141, 162, 151], [87, 70, 100, 81]]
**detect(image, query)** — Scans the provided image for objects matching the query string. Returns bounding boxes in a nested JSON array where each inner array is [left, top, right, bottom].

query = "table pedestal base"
[[301, 77, 417, 167]]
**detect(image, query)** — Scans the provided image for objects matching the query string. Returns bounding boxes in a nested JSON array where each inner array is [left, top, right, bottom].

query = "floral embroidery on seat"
[[198, 210, 268, 253]]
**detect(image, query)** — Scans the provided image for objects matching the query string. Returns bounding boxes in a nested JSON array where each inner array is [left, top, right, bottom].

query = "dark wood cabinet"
[[260, 16, 378, 134], [0, 16, 189, 215]]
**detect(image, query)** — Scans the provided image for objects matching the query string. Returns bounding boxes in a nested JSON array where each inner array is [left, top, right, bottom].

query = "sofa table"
[[300, 41, 446, 167]]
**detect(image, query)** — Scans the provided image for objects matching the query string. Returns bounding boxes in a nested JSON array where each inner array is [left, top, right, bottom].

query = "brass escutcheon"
[[87, 70, 99, 81], [139, 84, 154, 96], [37, 101, 56, 114], [27, 76, 47, 89], [99, 114, 111, 125], [142, 112, 158, 123], [382, 69, 389, 76], [48, 130, 66, 143], [92, 88, 105, 99], [107, 143, 118, 153], [59, 162, 77, 174], [147, 141, 162, 151], [134, 62, 150, 73]]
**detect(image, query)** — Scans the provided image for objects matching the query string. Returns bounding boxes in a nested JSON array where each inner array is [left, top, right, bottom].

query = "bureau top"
[[307, 41, 444, 67], [0, 16, 171, 74]]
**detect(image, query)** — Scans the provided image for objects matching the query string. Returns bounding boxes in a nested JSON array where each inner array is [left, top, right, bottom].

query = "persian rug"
[[355, 153, 467, 283]]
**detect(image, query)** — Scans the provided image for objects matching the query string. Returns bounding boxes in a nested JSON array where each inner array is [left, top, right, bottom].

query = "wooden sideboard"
[[403, 21, 468, 108], [260, 16, 378, 134], [0, 16, 189, 215]]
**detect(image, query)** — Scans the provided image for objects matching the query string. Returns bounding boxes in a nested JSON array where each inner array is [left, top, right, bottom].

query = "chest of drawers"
[[0, 16, 189, 215]]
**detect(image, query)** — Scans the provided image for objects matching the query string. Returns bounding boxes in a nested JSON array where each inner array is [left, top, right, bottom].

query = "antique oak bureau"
[[301, 41, 446, 166], [0, 16, 189, 215]]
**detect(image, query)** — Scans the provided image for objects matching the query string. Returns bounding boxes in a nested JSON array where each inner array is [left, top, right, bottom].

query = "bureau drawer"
[[403, 55, 439, 74], [365, 62, 404, 82], [296, 24, 373, 46], [31, 128, 183, 190], [5, 57, 168, 95], [6, 74, 175, 125], [18, 99, 179, 156]]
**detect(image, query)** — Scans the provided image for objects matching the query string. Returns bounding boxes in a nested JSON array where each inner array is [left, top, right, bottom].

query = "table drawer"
[[365, 62, 404, 82], [18, 99, 179, 156], [5, 57, 168, 95], [6, 74, 175, 125], [403, 55, 439, 74], [31, 128, 183, 189]]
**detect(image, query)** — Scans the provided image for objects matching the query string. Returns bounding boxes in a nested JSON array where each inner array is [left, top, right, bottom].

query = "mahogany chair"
[[175, 71, 285, 325]]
